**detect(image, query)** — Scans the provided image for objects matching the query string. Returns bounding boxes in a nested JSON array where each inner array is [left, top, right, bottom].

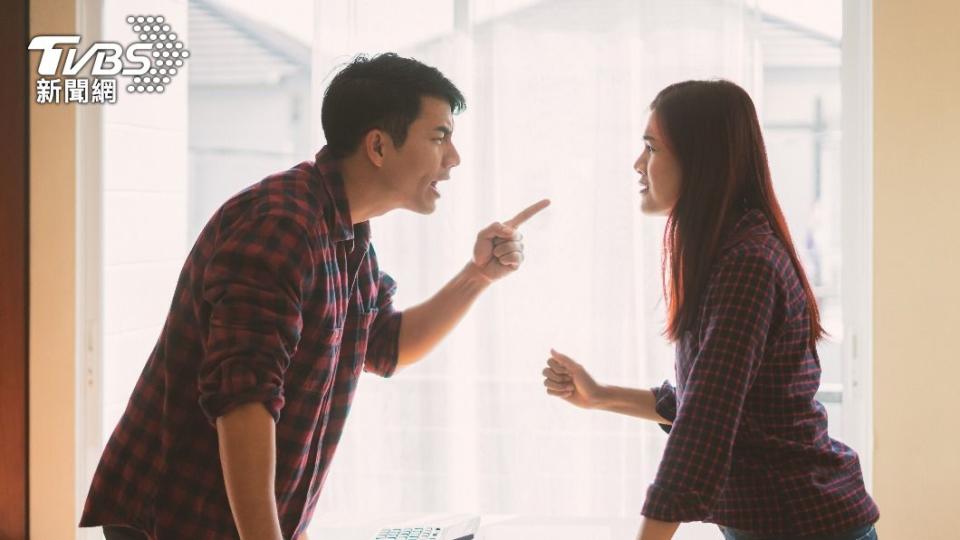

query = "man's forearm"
[[216, 402, 284, 540], [636, 517, 680, 540], [397, 261, 491, 367], [592, 385, 671, 424]]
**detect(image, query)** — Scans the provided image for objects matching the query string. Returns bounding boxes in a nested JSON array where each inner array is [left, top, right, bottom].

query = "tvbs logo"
[[28, 36, 152, 77], [29, 15, 189, 104]]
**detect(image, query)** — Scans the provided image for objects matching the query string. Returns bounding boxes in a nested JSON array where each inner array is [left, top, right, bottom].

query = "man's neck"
[[338, 154, 396, 225]]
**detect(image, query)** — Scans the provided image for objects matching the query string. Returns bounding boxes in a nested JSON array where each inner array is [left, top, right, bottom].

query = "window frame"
[[839, 0, 875, 488], [76, 0, 877, 520]]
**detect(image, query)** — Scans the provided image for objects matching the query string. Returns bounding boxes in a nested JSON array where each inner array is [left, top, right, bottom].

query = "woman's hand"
[[544, 350, 669, 424], [542, 348, 605, 408]]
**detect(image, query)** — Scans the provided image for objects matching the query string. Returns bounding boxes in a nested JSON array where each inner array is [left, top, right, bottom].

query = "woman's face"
[[634, 111, 681, 216]]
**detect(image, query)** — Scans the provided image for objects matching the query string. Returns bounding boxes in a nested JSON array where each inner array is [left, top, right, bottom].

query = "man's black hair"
[[321, 53, 466, 158]]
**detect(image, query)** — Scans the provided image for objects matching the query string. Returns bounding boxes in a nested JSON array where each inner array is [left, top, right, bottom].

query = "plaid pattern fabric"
[[81, 147, 402, 539], [642, 210, 879, 536]]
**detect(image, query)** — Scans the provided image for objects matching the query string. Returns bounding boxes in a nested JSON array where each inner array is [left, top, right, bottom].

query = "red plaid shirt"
[[642, 210, 879, 535], [81, 148, 402, 539]]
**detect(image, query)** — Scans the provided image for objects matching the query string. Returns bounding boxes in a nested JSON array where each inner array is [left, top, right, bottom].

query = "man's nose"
[[446, 143, 461, 168]]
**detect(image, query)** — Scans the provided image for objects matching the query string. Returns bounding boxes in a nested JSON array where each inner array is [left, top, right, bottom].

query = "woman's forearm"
[[592, 385, 671, 424]]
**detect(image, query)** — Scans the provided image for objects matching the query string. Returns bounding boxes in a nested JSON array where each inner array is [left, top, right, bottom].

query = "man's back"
[[80, 155, 403, 539]]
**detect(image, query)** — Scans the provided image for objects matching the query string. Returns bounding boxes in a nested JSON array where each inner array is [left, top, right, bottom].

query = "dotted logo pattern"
[[124, 15, 189, 94]]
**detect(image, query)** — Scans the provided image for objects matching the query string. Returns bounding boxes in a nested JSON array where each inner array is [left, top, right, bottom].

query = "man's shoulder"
[[218, 161, 329, 235]]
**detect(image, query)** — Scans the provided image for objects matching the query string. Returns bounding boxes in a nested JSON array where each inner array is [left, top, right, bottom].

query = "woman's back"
[[663, 209, 879, 534]]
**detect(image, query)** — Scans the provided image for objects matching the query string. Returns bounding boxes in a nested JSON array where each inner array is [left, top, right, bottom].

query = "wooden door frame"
[[0, 0, 31, 537]]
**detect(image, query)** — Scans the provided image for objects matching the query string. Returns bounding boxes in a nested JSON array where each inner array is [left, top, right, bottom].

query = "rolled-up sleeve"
[[642, 250, 777, 522], [363, 270, 402, 378], [198, 213, 316, 423], [652, 380, 677, 434]]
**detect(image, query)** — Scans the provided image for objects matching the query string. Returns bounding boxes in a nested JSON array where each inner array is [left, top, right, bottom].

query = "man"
[[80, 53, 549, 540]]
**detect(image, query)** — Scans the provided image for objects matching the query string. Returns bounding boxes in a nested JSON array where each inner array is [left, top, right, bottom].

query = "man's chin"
[[408, 199, 438, 215]]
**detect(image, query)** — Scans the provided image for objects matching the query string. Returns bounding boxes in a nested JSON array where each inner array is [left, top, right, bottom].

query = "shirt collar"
[[313, 146, 369, 248], [720, 208, 772, 251]]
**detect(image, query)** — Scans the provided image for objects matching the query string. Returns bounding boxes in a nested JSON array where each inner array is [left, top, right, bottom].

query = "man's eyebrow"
[[643, 134, 658, 141], [434, 126, 452, 136]]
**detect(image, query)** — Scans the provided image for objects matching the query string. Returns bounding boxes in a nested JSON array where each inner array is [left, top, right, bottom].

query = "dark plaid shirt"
[[81, 148, 402, 539], [643, 210, 879, 536]]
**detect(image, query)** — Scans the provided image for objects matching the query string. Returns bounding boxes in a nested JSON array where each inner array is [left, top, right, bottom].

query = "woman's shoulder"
[[716, 210, 791, 270]]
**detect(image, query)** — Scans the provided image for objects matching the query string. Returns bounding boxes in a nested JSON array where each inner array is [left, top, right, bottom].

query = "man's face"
[[634, 111, 681, 216], [380, 96, 461, 214]]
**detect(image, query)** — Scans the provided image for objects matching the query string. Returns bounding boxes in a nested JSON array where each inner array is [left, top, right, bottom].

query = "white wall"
[[98, 0, 190, 446], [187, 78, 311, 238], [873, 0, 960, 537]]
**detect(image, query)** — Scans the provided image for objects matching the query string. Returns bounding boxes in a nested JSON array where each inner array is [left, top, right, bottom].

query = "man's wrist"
[[464, 260, 495, 286], [588, 385, 612, 410]]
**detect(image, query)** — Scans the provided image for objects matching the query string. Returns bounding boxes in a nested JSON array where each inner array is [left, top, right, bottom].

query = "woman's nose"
[[634, 156, 645, 175]]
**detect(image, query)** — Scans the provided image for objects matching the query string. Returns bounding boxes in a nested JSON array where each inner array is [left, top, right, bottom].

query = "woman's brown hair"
[[653, 80, 824, 344]]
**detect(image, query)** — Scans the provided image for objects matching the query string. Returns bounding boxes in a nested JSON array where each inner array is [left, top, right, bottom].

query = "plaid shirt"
[[81, 148, 402, 539], [643, 210, 879, 536]]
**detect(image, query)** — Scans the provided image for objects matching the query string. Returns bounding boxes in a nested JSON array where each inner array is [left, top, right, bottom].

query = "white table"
[[308, 514, 721, 540]]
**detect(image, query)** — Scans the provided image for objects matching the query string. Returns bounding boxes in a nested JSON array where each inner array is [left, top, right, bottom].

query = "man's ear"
[[364, 130, 389, 167]]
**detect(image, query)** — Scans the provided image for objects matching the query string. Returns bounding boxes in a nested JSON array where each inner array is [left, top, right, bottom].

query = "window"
[[82, 1, 870, 538]]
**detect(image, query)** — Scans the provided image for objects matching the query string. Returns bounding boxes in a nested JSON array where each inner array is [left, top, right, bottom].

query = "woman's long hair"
[[652, 80, 824, 344]]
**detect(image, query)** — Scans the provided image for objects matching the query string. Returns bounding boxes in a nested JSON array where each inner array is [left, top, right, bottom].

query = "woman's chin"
[[639, 194, 656, 214], [639, 198, 671, 217]]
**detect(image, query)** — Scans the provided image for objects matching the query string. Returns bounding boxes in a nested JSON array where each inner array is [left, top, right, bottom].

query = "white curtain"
[[311, 0, 761, 531]]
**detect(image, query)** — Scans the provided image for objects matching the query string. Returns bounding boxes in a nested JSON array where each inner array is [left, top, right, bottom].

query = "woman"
[[542, 80, 879, 540]]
